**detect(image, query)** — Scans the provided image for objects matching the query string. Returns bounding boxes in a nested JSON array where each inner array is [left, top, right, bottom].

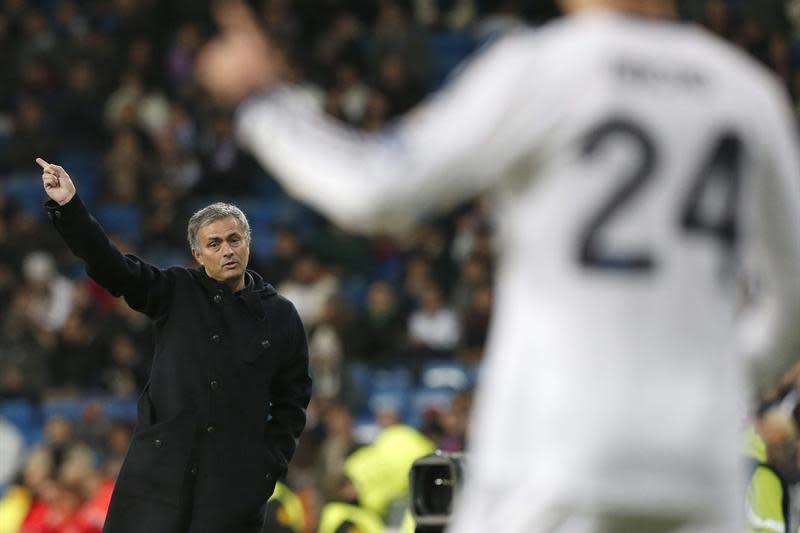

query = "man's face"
[[192, 216, 250, 287]]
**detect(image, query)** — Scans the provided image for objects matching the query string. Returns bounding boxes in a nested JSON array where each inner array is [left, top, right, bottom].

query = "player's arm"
[[38, 158, 175, 319], [233, 33, 550, 233], [740, 85, 800, 381]]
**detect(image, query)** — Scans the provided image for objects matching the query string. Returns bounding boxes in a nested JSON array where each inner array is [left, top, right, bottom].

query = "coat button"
[[190, 466, 198, 476], [210, 380, 219, 390], [206, 425, 216, 433], [211, 334, 220, 343], [54, 210, 62, 219], [261, 339, 271, 349], [154, 439, 163, 448], [213, 294, 222, 304], [265, 473, 272, 481]]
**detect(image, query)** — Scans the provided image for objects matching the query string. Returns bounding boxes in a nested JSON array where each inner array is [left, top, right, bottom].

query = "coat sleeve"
[[46, 194, 175, 320], [264, 304, 312, 474]]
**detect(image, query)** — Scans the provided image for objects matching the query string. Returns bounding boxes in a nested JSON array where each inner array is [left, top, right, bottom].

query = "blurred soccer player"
[[197, 0, 800, 531]]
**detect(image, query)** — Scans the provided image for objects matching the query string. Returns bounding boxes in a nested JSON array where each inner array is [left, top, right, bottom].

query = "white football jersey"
[[236, 10, 800, 532]]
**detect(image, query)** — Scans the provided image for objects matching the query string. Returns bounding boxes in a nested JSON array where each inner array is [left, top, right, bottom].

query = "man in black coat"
[[37, 157, 312, 533]]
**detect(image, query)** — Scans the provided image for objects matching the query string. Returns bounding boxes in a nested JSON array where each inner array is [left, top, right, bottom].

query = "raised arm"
[[38, 158, 175, 320], [196, 2, 552, 233]]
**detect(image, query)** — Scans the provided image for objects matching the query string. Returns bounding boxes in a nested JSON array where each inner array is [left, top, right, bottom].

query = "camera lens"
[[414, 465, 454, 516]]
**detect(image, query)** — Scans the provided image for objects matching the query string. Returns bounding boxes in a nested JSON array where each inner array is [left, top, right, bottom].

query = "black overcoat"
[[47, 195, 312, 533]]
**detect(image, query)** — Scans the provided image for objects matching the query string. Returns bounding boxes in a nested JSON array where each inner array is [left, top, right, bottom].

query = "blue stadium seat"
[[365, 367, 413, 421], [352, 414, 381, 444], [102, 397, 138, 423], [429, 32, 478, 87], [347, 362, 373, 415], [0, 399, 39, 430], [252, 173, 283, 198], [0, 399, 43, 445], [339, 277, 367, 307], [56, 151, 101, 207], [3, 174, 45, 217], [93, 204, 142, 245], [367, 389, 409, 419], [407, 386, 454, 427], [371, 367, 413, 392], [236, 198, 277, 229], [420, 360, 470, 390], [250, 230, 276, 261], [42, 398, 84, 421]]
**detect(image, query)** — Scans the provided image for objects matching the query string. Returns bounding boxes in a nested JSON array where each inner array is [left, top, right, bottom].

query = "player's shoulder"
[[680, 23, 787, 103]]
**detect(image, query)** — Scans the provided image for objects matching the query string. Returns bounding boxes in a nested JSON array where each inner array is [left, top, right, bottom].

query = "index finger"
[[35, 157, 51, 170]]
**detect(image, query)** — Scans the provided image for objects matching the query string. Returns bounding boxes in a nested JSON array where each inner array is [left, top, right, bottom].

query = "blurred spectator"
[[308, 298, 348, 401], [25, 417, 92, 488], [354, 281, 406, 361], [101, 333, 147, 396], [370, 0, 429, 86], [166, 22, 203, 98], [141, 180, 187, 249], [0, 418, 24, 488], [104, 70, 168, 140], [451, 253, 491, 312], [376, 54, 425, 116], [103, 422, 132, 469], [407, 283, 460, 351], [153, 129, 202, 196], [21, 252, 74, 334], [52, 311, 107, 391], [460, 284, 491, 352], [102, 127, 149, 203], [402, 254, 434, 305], [473, 0, 526, 41], [261, 226, 303, 285], [195, 113, 256, 195], [55, 60, 104, 150], [325, 63, 372, 125], [315, 402, 358, 500], [2, 98, 55, 173], [73, 403, 112, 454], [414, 0, 477, 31], [309, 223, 371, 278], [279, 254, 339, 327]]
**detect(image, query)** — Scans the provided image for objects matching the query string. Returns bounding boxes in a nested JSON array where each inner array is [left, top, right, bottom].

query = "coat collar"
[[196, 268, 277, 320]]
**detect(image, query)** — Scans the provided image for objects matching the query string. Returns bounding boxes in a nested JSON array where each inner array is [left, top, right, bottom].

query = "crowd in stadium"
[[0, 0, 799, 531]]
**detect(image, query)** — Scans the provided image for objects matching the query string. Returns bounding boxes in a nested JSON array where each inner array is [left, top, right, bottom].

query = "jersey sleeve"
[[235, 32, 557, 233], [740, 79, 800, 375]]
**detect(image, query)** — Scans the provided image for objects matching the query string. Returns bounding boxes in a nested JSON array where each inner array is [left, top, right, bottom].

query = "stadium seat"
[[406, 386, 454, 428], [102, 397, 138, 423], [429, 32, 477, 87], [347, 362, 374, 415], [3, 174, 45, 217], [366, 367, 414, 421], [42, 398, 84, 421], [0, 399, 43, 445], [420, 360, 470, 390], [56, 151, 101, 207], [371, 367, 413, 391], [93, 204, 142, 245]]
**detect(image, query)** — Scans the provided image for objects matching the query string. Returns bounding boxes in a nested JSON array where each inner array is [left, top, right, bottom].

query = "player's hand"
[[196, 0, 281, 106], [37, 157, 76, 206]]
